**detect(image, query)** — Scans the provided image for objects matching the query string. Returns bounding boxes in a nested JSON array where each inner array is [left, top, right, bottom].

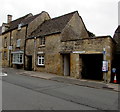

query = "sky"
[[0, 0, 119, 37]]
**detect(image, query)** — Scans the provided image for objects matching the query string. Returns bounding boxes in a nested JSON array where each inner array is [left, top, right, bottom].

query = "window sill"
[[12, 62, 23, 65], [38, 45, 45, 48], [37, 65, 45, 67]]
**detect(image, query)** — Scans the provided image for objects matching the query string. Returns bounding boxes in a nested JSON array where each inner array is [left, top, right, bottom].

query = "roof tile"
[[31, 11, 77, 37]]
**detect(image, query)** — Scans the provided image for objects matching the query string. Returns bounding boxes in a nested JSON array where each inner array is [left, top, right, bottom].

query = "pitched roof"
[[115, 25, 120, 33], [113, 26, 120, 40], [31, 11, 77, 37], [3, 13, 42, 33], [113, 26, 120, 53], [6, 13, 32, 32]]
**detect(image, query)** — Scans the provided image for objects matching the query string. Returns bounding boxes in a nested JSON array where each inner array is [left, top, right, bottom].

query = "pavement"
[[2, 67, 120, 92]]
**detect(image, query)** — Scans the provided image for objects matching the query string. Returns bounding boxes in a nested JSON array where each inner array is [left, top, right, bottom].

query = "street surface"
[[1, 68, 119, 110]]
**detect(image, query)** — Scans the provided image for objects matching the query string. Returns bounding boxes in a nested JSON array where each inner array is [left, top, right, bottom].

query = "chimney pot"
[[7, 15, 12, 23]]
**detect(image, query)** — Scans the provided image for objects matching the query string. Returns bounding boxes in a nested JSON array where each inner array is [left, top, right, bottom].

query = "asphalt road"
[[2, 68, 119, 110]]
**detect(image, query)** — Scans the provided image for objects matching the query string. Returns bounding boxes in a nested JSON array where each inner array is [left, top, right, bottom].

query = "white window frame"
[[12, 53, 23, 64], [38, 55, 45, 66]]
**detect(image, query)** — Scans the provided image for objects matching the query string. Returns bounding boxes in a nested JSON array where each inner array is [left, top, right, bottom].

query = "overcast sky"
[[0, 0, 119, 36]]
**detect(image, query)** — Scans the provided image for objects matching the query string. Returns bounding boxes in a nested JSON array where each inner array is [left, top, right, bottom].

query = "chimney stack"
[[7, 15, 12, 23]]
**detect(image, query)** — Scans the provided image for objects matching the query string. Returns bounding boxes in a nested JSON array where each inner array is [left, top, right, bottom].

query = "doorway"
[[63, 54, 70, 76], [27, 55, 32, 71], [81, 54, 103, 80]]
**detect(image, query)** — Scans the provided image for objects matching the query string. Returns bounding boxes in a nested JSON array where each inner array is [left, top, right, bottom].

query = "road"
[[1, 68, 119, 110]]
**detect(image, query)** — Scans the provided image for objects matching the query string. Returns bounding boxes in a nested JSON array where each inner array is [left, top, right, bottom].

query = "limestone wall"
[[27, 11, 50, 37], [2, 32, 11, 67], [61, 12, 89, 41], [61, 36, 115, 82]]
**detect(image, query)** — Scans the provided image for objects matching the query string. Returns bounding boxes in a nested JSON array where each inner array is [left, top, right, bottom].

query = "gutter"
[[61, 35, 117, 44], [26, 32, 61, 40]]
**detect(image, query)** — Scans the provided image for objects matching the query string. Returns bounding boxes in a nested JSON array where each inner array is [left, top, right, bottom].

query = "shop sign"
[[73, 51, 85, 54], [9, 46, 12, 50], [102, 61, 108, 72], [112, 68, 116, 73]]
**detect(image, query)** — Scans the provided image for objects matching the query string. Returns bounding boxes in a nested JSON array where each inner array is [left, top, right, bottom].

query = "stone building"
[[25, 11, 115, 82], [0, 26, 2, 67], [1, 11, 50, 68], [113, 26, 120, 83], [1, 11, 116, 82]]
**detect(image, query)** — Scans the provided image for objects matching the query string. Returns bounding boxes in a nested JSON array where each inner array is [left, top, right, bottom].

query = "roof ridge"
[[24, 11, 49, 21], [50, 11, 78, 21], [37, 10, 77, 29], [9, 13, 33, 24], [30, 11, 78, 37]]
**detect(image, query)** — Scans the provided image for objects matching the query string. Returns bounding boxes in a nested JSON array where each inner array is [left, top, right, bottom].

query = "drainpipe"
[[34, 37, 37, 71], [9, 31, 12, 67], [24, 25, 28, 70], [103, 48, 108, 83]]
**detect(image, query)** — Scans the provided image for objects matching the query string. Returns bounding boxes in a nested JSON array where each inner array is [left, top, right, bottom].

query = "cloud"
[[0, 0, 119, 36]]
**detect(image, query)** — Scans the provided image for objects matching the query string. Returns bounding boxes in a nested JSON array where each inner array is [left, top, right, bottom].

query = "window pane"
[[39, 59, 41, 64], [20, 59, 22, 63], [42, 59, 44, 64], [20, 54, 22, 63], [38, 55, 44, 65], [17, 39, 21, 47], [40, 37, 45, 45], [12, 53, 23, 64]]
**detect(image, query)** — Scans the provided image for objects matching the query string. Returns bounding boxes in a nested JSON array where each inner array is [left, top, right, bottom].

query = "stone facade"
[[61, 12, 89, 41], [2, 32, 11, 67], [27, 11, 50, 37], [0, 27, 2, 67], [25, 11, 115, 83], [1, 11, 116, 83], [25, 11, 89, 75], [1, 11, 50, 69], [25, 34, 63, 75], [61, 36, 115, 82]]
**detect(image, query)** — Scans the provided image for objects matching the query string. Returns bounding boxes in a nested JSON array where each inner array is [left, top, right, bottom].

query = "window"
[[13, 53, 23, 64], [11, 37, 13, 46], [40, 37, 45, 45], [16, 39, 21, 47], [4, 51, 7, 60], [2, 26, 5, 33], [38, 55, 45, 66], [18, 24, 22, 30], [4, 37, 7, 48]]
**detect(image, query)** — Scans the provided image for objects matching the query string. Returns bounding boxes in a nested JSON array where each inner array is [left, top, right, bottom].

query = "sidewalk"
[[3, 67, 119, 92]]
